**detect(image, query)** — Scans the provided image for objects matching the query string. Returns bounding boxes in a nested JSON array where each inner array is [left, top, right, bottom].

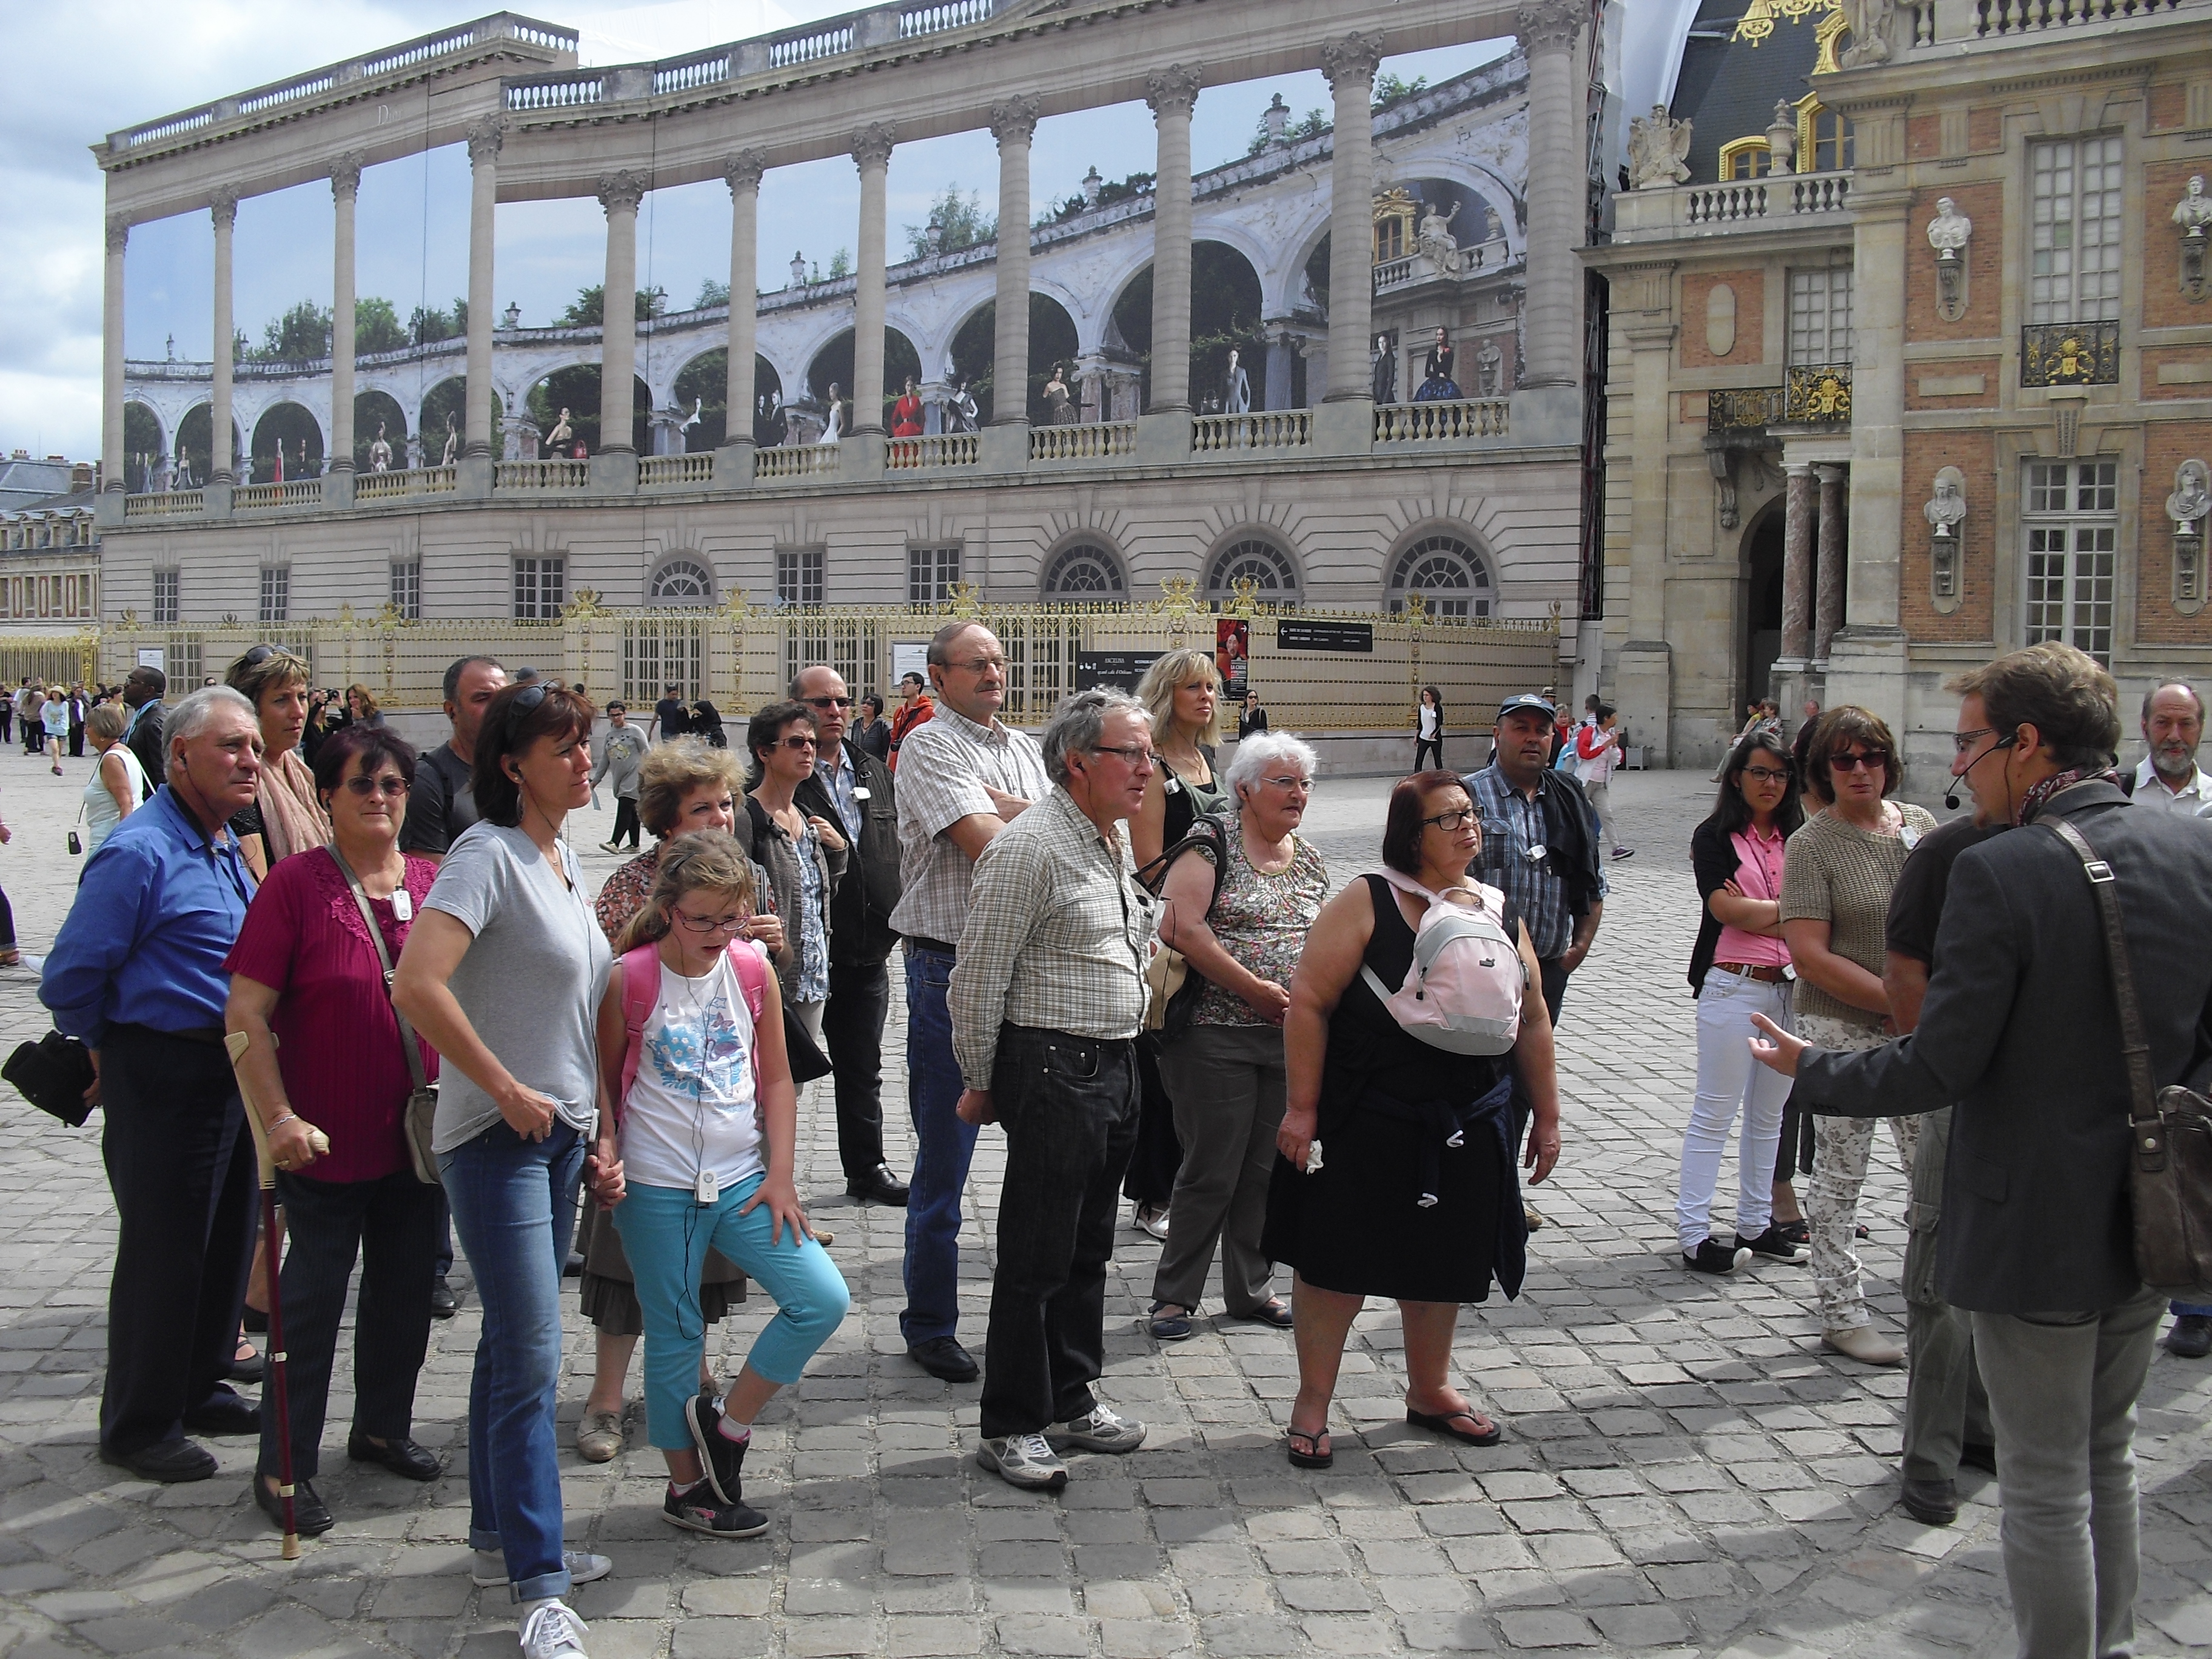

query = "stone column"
[[1145, 67, 1201, 414], [101, 215, 127, 508], [1846, 189, 1906, 629], [1514, 0, 1584, 441], [1320, 34, 1381, 403], [463, 116, 504, 477], [851, 124, 896, 438], [719, 151, 765, 488], [990, 97, 1038, 436], [597, 170, 646, 462], [210, 189, 239, 486], [1814, 464, 1846, 664], [1779, 462, 1814, 664], [327, 155, 364, 497]]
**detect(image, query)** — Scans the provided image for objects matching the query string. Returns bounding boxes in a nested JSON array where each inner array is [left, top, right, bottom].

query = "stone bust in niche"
[[1925, 467, 1966, 538], [1928, 198, 1971, 321]]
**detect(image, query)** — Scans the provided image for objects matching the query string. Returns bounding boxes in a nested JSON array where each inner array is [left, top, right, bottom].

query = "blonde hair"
[[87, 703, 129, 744], [637, 738, 746, 837], [1135, 648, 1219, 742], [225, 646, 310, 710], [612, 830, 758, 956]]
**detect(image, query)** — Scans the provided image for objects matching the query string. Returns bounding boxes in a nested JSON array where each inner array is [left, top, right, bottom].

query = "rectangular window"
[[2022, 460, 2119, 665], [390, 559, 421, 621], [152, 568, 178, 625], [513, 556, 565, 620], [1788, 268, 1853, 365], [908, 544, 961, 605], [777, 546, 825, 607], [258, 566, 289, 624], [2029, 136, 2123, 325]]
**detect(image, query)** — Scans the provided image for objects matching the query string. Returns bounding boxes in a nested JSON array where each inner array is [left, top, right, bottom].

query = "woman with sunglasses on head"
[[1776, 706, 1934, 1366], [589, 832, 848, 1540], [1265, 771, 1561, 1469], [739, 701, 847, 1054], [223, 726, 444, 1538], [392, 682, 612, 1659], [1678, 733, 1808, 1276], [224, 646, 331, 882]]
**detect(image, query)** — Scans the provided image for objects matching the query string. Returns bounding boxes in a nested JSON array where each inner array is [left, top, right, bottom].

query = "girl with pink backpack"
[[586, 832, 849, 1541]]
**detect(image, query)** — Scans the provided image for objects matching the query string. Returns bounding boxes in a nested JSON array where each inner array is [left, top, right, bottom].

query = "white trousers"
[[1676, 970, 1794, 1252]]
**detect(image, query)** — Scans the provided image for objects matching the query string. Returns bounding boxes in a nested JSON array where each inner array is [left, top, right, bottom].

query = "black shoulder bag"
[[327, 846, 441, 1184], [1136, 813, 1230, 1040]]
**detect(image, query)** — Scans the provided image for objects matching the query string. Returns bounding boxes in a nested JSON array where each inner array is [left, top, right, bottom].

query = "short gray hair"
[[1225, 731, 1318, 799], [167, 685, 257, 753], [1041, 688, 1148, 787]]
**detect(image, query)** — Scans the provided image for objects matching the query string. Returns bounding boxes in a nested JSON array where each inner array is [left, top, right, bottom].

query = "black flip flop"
[[1406, 1406, 1503, 1447], [1285, 1427, 1332, 1469]]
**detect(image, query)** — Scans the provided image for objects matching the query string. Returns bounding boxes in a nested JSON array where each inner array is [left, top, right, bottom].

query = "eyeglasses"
[[342, 774, 409, 797], [1421, 808, 1478, 831], [802, 695, 854, 710], [670, 907, 747, 934], [1260, 774, 1312, 793], [1741, 765, 1792, 783], [948, 655, 1008, 675], [774, 734, 818, 751], [1088, 744, 1156, 766], [1951, 728, 1999, 755], [1829, 749, 1889, 773]]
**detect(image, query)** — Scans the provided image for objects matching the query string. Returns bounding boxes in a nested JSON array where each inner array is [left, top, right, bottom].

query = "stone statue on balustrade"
[[1838, 0, 1895, 67], [1371, 334, 1397, 405], [1415, 201, 1462, 275], [1483, 206, 1504, 243], [1222, 350, 1251, 415], [1627, 105, 1692, 190], [1476, 338, 1503, 398], [441, 417, 458, 468], [367, 422, 393, 473], [824, 385, 846, 441], [1414, 326, 1462, 402], [406, 433, 424, 469], [543, 408, 572, 458], [1043, 365, 1076, 424], [1765, 101, 1798, 174]]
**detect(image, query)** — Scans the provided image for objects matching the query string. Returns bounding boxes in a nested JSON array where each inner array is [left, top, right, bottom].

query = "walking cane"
[[225, 1030, 325, 1560]]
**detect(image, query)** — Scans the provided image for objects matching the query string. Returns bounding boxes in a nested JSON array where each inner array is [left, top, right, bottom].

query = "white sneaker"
[[1047, 1404, 1147, 1454], [518, 1601, 589, 1659], [473, 1549, 614, 1589], [978, 1432, 1068, 1490]]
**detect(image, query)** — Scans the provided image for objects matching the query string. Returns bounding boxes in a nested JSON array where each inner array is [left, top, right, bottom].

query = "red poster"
[[1215, 618, 1249, 700]]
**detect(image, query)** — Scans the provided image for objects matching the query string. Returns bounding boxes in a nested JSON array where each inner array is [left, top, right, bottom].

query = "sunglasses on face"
[[342, 774, 409, 798], [774, 734, 818, 751], [803, 695, 853, 710], [1829, 750, 1888, 773]]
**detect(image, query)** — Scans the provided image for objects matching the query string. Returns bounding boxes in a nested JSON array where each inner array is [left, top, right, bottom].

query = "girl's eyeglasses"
[[671, 908, 747, 934]]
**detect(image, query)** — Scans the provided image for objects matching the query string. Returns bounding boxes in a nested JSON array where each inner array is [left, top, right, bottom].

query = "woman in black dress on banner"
[[1413, 326, 1462, 401], [1264, 770, 1561, 1468]]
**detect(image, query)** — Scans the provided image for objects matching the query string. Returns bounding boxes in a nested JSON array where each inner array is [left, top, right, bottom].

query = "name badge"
[[1900, 825, 1922, 851], [392, 890, 414, 922], [853, 787, 871, 801]]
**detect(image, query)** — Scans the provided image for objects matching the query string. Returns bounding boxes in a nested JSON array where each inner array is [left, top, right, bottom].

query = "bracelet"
[[267, 1112, 298, 1132]]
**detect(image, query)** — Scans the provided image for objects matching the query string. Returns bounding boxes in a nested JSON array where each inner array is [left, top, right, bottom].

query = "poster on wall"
[[1215, 618, 1249, 700], [136, 648, 166, 672], [1077, 651, 1161, 692], [890, 643, 931, 685]]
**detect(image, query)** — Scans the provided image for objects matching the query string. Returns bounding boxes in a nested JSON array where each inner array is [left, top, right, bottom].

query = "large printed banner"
[[1215, 618, 1248, 700]]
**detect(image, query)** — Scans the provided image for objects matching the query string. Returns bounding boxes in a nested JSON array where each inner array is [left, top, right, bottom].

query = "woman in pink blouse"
[[224, 725, 444, 1537], [1678, 731, 1808, 1275]]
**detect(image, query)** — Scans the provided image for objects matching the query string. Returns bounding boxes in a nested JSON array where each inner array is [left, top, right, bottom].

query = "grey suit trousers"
[[1972, 1285, 2165, 1659], [1901, 1107, 1992, 1483]]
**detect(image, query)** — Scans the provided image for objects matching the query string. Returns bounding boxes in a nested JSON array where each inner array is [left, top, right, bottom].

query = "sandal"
[[1147, 1302, 1194, 1341], [1285, 1427, 1332, 1469], [1406, 1405, 1503, 1447], [1234, 1300, 1294, 1329], [1776, 1218, 1809, 1246]]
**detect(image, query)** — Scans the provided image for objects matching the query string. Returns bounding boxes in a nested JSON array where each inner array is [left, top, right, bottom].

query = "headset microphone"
[[1943, 733, 2017, 811]]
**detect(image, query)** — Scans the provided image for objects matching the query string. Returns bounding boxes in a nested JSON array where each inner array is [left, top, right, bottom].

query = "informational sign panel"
[[1215, 619, 1248, 699], [1076, 651, 1161, 692], [136, 648, 166, 672], [890, 643, 931, 685], [1276, 619, 1374, 654]]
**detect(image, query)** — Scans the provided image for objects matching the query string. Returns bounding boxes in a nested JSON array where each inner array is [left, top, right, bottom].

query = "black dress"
[[1414, 345, 1462, 402], [1263, 874, 1527, 1303]]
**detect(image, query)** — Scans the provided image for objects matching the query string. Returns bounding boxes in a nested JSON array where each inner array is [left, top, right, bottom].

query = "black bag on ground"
[[3, 1031, 98, 1128]]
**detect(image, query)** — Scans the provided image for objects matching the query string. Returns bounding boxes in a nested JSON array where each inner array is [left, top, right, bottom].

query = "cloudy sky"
[[1, 1, 1690, 462]]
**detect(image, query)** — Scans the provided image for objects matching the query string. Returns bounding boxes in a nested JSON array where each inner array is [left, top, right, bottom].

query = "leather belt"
[[1714, 962, 1788, 984], [905, 936, 958, 957]]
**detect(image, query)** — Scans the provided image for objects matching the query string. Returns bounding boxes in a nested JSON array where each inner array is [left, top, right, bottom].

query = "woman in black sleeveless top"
[[1263, 771, 1562, 1468]]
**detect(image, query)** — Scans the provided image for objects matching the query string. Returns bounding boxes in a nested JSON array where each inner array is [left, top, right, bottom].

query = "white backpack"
[[1359, 869, 1527, 1055]]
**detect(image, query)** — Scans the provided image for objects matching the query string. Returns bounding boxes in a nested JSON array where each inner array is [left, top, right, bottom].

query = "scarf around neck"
[[2017, 765, 2120, 825], [259, 746, 332, 863]]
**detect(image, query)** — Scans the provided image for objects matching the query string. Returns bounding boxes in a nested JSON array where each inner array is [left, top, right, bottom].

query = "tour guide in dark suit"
[[1750, 643, 2212, 1659]]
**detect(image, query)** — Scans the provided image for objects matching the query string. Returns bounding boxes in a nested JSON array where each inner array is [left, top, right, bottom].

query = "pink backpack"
[[615, 940, 769, 1128], [1360, 869, 1527, 1056]]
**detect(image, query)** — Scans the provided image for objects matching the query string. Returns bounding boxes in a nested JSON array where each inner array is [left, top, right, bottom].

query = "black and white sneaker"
[[662, 1480, 767, 1538], [978, 1432, 1068, 1490], [1735, 1224, 1811, 1264], [1684, 1238, 1754, 1275], [683, 1391, 748, 1507]]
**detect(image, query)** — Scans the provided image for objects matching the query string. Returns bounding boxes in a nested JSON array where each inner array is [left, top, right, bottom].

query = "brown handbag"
[[2047, 816, 2212, 1302], [328, 846, 440, 1184]]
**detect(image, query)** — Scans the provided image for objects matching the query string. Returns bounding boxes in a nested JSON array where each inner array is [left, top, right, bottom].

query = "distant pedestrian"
[[82, 704, 147, 859], [1574, 704, 1632, 859], [1414, 686, 1444, 771], [650, 683, 691, 743], [853, 694, 891, 762], [68, 685, 87, 757], [739, 700, 848, 1048], [886, 671, 934, 773], [122, 668, 167, 796], [1237, 690, 1269, 741], [41, 688, 69, 774], [591, 702, 648, 853]]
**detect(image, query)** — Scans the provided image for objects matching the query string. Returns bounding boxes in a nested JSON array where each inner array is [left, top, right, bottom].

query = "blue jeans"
[[901, 944, 977, 1346], [2175, 1302, 2212, 1316], [614, 1176, 849, 1450], [440, 1120, 585, 1603]]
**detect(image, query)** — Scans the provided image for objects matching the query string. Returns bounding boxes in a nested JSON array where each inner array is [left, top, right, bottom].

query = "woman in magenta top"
[[1678, 731, 1808, 1275], [223, 724, 445, 1538]]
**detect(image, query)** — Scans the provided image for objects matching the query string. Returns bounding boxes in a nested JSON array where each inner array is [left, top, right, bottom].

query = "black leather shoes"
[[100, 1438, 216, 1483], [907, 1336, 979, 1383], [347, 1433, 442, 1481], [1900, 1476, 1960, 1526], [846, 1164, 911, 1206], [2170, 1313, 2212, 1358], [183, 1387, 261, 1437], [429, 1276, 460, 1319], [255, 1473, 334, 1537]]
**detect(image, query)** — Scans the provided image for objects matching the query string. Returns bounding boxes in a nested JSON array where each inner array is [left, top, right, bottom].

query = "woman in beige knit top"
[[1777, 707, 1936, 1366]]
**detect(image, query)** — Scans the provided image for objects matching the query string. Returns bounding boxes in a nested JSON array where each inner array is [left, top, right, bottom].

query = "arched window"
[[649, 557, 714, 605], [1205, 537, 1299, 604], [1387, 534, 1494, 620], [1042, 542, 1125, 598], [1718, 138, 1774, 181]]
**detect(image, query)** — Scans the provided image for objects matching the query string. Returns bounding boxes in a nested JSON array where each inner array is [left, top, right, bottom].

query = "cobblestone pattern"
[[0, 757, 2205, 1659]]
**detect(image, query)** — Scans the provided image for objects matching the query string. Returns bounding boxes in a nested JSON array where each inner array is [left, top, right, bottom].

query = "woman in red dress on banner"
[[891, 378, 925, 438]]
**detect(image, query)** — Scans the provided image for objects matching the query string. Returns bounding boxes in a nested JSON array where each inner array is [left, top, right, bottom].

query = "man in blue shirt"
[[43, 686, 266, 1482]]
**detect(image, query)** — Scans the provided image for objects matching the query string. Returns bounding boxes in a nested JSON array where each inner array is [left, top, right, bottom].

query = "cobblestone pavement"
[[0, 751, 2207, 1659]]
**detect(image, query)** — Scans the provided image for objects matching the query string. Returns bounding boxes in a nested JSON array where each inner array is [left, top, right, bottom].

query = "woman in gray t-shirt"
[[393, 683, 614, 1635]]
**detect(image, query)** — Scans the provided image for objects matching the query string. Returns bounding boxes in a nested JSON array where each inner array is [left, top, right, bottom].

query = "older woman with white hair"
[[1145, 731, 1329, 1339]]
